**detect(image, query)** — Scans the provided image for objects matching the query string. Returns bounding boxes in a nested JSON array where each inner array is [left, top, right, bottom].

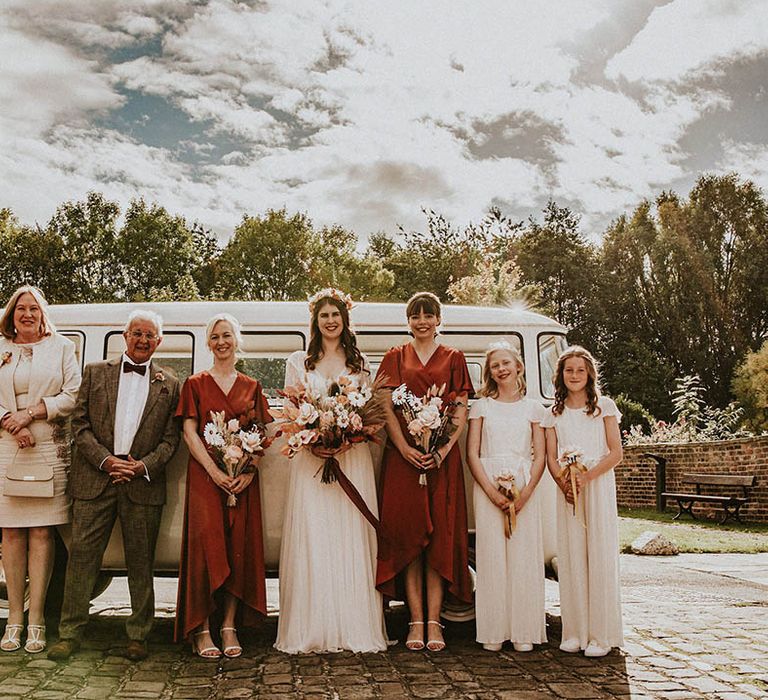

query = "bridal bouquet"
[[391, 383, 459, 486], [557, 447, 588, 525], [272, 374, 387, 484], [203, 408, 274, 507], [494, 469, 520, 538]]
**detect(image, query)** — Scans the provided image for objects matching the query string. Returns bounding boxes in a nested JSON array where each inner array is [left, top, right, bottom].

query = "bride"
[[274, 288, 388, 654]]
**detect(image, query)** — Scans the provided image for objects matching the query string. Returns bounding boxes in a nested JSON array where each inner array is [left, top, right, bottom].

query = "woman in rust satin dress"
[[174, 314, 271, 658], [376, 292, 473, 652]]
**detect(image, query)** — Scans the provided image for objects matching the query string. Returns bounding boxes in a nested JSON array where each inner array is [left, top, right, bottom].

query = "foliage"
[[732, 341, 768, 433], [624, 374, 752, 445], [370, 207, 520, 301], [447, 259, 535, 306], [511, 201, 599, 343], [613, 393, 654, 434], [598, 174, 768, 412]]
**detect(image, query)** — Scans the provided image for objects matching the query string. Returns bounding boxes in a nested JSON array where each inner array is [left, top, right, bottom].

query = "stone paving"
[[0, 554, 766, 700]]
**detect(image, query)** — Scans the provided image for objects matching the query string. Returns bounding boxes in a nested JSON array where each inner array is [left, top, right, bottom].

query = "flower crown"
[[308, 288, 354, 314]]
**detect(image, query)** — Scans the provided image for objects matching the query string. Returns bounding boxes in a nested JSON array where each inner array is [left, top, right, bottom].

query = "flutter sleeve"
[[450, 349, 475, 397], [468, 397, 486, 420], [599, 396, 622, 424], [375, 347, 401, 389], [539, 405, 557, 429], [284, 350, 306, 389], [529, 399, 548, 424], [175, 376, 199, 420]]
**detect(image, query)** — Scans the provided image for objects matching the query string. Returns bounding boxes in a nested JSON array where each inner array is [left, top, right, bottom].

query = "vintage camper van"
[[0, 301, 567, 616]]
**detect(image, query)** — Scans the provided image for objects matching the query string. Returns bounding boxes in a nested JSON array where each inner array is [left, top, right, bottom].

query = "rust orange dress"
[[375, 343, 474, 604], [174, 371, 271, 642]]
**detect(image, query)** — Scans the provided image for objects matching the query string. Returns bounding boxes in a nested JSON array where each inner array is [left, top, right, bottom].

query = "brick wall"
[[617, 437, 768, 523]]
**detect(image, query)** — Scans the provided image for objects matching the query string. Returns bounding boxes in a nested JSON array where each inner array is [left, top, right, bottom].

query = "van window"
[[236, 332, 306, 397], [61, 331, 85, 369], [538, 332, 568, 399], [105, 331, 195, 384]]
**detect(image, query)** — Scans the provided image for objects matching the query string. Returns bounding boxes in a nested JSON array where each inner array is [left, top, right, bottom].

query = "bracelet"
[[27, 408, 35, 420]]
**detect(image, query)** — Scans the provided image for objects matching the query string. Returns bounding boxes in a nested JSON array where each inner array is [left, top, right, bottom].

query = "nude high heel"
[[191, 630, 221, 659], [219, 627, 242, 658]]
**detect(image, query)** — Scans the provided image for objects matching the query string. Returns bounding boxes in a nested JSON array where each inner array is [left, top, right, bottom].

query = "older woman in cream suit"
[[0, 286, 80, 653]]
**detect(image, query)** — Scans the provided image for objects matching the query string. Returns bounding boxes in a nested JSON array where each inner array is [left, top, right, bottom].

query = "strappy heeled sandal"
[[219, 627, 242, 658], [24, 624, 46, 653], [1, 624, 23, 652], [405, 621, 425, 651], [191, 630, 221, 659], [426, 620, 445, 652]]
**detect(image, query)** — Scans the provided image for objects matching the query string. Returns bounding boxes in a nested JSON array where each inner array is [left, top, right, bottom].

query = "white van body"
[[45, 301, 566, 579]]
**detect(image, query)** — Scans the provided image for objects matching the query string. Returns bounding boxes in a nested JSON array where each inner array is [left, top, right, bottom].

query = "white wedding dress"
[[274, 351, 388, 654]]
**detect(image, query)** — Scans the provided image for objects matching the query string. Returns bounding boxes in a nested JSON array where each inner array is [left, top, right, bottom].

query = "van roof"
[[49, 301, 566, 332]]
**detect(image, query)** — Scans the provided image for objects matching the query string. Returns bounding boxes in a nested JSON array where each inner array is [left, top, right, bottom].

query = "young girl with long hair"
[[466, 341, 547, 652], [542, 346, 623, 657]]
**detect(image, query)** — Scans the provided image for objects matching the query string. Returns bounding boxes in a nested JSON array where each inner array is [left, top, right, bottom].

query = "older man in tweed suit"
[[48, 310, 180, 661]]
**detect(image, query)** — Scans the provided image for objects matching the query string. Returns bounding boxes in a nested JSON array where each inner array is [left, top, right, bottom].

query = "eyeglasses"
[[128, 331, 159, 341]]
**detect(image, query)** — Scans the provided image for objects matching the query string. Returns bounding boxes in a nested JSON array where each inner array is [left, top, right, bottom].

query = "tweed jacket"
[[70, 357, 181, 506], [0, 333, 81, 424]]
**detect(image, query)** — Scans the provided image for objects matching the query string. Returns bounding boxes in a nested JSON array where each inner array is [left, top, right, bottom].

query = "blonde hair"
[[0, 285, 56, 339], [206, 313, 243, 352], [478, 342, 526, 398]]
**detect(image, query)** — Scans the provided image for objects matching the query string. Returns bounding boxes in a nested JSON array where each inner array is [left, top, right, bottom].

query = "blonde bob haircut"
[[205, 313, 243, 352], [1, 285, 56, 340], [478, 341, 526, 398]]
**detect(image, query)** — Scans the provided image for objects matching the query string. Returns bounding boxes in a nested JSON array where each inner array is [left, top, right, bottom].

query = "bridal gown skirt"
[[275, 443, 387, 654]]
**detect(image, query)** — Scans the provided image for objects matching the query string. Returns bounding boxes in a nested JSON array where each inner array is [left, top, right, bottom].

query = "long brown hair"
[[305, 295, 365, 374], [551, 345, 601, 417]]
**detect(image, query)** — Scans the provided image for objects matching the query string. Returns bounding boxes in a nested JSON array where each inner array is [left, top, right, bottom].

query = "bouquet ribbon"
[[557, 459, 588, 527], [498, 483, 519, 538], [320, 456, 387, 541]]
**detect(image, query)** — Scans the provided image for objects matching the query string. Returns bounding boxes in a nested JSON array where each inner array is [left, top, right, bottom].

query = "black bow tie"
[[123, 361, 147, 376]]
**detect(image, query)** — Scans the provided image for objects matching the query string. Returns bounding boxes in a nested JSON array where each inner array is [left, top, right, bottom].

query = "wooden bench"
[[662, 473, 757, 524]]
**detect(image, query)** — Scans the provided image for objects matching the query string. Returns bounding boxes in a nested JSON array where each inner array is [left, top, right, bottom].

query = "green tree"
[[512, 201, 598, 342], [0, 209, 69, 302], [46, 192, 122, 302], [311, 224, 394, 301], [371, 207, 520, 301], [117, 198, 203, 302], [217, 209, 320, 300], [732, 341, 768, 433], [598, 174, 768, 410]]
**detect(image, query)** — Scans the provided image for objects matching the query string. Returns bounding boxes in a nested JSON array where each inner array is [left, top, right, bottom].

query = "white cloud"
[[717, 141, 768, 194], [0, 23, 122, 137], [2, 0, 767, 241], [606, 0, 768, 83]]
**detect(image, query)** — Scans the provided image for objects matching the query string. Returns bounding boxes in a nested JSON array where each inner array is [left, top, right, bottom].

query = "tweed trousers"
[[58, 487, 163, 642]]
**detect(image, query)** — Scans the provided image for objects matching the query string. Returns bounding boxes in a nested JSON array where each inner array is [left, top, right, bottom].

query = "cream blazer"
[[0, 333, 81, 424]]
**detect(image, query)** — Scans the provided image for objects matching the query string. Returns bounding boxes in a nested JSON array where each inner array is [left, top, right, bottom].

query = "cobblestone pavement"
[[1, 554, 767, 700]]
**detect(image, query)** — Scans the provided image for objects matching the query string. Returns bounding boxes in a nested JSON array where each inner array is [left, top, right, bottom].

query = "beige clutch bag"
[[3, 448, 54, 498]]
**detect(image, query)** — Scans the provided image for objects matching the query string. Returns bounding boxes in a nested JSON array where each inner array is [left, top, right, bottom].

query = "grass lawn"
[[618, 507, 768, 554]]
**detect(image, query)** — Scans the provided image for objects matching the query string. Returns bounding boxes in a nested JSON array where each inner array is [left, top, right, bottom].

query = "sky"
[[2, 0, 767, 242]]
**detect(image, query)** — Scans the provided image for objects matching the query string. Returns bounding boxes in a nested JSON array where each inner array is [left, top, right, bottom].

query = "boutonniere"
[[151, 371, 165, 384], [1, 351, 12, 366]]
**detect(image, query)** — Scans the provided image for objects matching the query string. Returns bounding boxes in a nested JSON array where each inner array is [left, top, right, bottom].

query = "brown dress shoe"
[[110, 639, 149, 661], [47, 638, 80, 661]]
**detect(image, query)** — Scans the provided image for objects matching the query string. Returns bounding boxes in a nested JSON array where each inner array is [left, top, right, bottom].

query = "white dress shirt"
[[109, 353, 151, 480]]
